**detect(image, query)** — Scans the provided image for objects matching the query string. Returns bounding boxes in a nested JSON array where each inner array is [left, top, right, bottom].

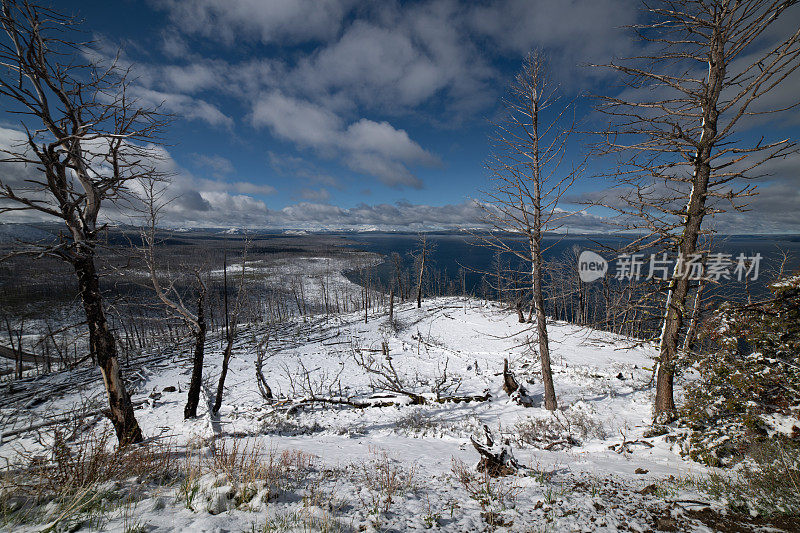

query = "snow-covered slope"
[[1, 295, 736, 532]]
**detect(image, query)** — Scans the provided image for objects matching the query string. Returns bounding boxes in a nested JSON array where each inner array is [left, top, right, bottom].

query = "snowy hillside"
[[3, 295, 760, 532]]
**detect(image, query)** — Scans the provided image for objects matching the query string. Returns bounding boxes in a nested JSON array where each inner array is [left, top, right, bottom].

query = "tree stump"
[[470, 425, 521, 476], [502, 359, 534, 407]]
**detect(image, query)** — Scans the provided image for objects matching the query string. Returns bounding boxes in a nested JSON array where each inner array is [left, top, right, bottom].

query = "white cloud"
[[161, 32, 189, 58], [130, 87, 233, 128], [468, 0, 639, 85], [232, 182, 277, 196], [161, 63, 223, 93], [153, 0, 354, 45], [252, 92, 439, 188], [268, 152, 341, 189], [251, 93, 342, 148]]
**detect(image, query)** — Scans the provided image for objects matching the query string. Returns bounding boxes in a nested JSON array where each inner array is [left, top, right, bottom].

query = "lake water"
[[339, 232, 800, 300]]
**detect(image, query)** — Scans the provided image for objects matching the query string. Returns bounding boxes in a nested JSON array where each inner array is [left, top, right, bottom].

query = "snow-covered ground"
[[6, 250, 792, 531], [3, 288, 757, 532], [210, 252, 381, 306]]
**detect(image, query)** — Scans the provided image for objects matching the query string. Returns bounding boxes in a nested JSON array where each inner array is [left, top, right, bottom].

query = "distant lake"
[[339, 232, 800, 300]]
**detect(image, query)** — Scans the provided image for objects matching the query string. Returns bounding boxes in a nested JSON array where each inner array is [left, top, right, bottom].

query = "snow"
[[209, 253, 381, 305], [762, 413, 800, 439], [0, 259, 729, 531]]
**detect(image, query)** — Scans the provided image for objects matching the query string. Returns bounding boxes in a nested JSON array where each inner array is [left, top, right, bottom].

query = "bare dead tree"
[[0, 0, 171, 444], [138, 179, 207, 419], [594, 0, 800, 420], [351, 341, 426, 404], [391, 252, 406, 301], [477, 51, 584, 411], [409, 233, 434, 309], [254, 333, 273, 401], [212, 239, 250, 414]]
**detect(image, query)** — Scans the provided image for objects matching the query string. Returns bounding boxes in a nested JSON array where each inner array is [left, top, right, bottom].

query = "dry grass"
[[356, 448, 417, 524], [0, 429, 175, 530], [450, 457, 521, 513], [205, 440, 315, 489], [2, 429, 175, 497], [512, 410, 607, 450]]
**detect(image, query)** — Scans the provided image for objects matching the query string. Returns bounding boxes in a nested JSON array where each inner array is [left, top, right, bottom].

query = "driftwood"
[[470, 425, 521, 476], [502, 359, 534, 407]]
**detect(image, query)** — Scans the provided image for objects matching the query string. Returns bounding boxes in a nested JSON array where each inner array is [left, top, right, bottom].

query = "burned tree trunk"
[[75, 256, 143, 444], [416, 251, 426, 309], [255, 335, 273, 402], [184, 278, 207, 420], [531, 238, 557, 411], [502, 358, 519, 396], [213, 336, 232, 415], [515, 298, 525, 323], [595, 0, 800, 420]]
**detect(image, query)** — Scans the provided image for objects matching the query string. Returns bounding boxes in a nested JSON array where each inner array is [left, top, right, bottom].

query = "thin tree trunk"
[[213, 255, 231, 415], [532, 233, 556, 411], [389, 286, 395, 323], [416, 253, 425, 309], [655, 48, 717, 419], [682, 281, 704, 355], [74, 256, 143, 445], [185, 282, 207, 419], [214, 337, 233, 415]]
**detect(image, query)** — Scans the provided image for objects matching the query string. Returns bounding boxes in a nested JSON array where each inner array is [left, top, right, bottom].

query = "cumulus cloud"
[[468, 0, 638, 85], [151, 0, 495, 116], [58, 1, 799, 232], [130, 87, 233, 128], [286, 16, 492, 113], [153, 0, 354, 45], [252, 92, 439, 188], [268, 152, 341, 189]]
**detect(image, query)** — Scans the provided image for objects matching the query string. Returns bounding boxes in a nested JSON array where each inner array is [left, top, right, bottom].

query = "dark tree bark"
[[74, 257, 144, 443], [388, 286, 395, 323], [184, 279, 206, 419]]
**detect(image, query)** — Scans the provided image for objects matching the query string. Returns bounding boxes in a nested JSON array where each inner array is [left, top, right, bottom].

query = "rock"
[[163, 386, 177, 392], [206, 485, 236, 515], [635, 468, 649, 474], [640, 483, 658, 495], [655, 516, 678, 531]]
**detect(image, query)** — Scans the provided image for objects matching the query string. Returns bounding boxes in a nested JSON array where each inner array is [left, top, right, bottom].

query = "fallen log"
[[282, 389, 492, 412]]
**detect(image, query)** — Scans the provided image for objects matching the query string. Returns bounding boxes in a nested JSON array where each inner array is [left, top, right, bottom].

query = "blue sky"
[[11, 0, 800, 231]]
